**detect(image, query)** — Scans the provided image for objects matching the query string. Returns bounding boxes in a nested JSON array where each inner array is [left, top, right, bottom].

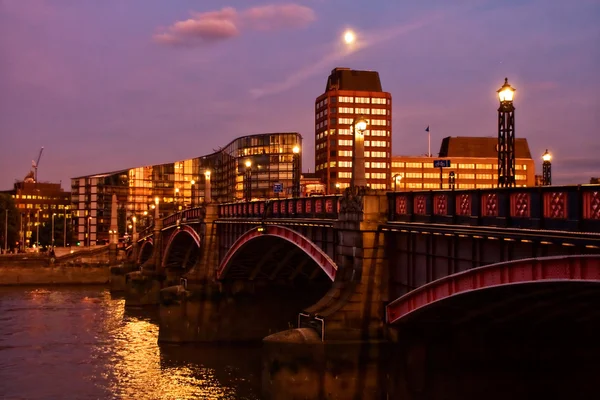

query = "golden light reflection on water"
[[95, 293, 255, 400]]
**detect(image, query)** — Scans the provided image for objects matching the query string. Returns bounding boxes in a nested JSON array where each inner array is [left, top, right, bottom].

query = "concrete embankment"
[[0, 248, 115, 286], [0, 263, 110, 286]]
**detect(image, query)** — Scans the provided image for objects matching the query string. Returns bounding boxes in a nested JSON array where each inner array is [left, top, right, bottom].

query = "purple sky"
[[1, 0, 598, 190]]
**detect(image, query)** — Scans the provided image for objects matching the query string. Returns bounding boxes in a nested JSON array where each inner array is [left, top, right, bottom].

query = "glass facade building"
[[71, 132, 302, 245]]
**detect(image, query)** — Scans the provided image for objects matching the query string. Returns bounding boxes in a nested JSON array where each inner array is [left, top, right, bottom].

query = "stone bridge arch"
[[137, 239, 154, 265], [161, 225, 202, 270], [217, 225, 338, 281]]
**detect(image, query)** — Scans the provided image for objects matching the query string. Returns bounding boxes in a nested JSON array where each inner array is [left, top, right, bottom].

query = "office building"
[[391, 136, 535, 190], [1, 180, 72, 249], [71, 132, 302, 245], [315, 67, 392, 193]]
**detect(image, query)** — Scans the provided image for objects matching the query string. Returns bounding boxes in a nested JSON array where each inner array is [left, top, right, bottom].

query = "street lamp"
[[335, 182, 341, 194], [51, 213, 56, 249], [3, 207, 7, 253], [87, 216, 92, 247], [351, 116, 368, 189], [393, 174, 403, 191], [154, 196, 160, 220], [542, 149, 552, 186], [190, 180, 195, 207], [292, 145, 301, 198], [497, 77, 516, 188], [204, 170, 212, 203], [175, 187, 180, 210], [244, 160, 252, 201]]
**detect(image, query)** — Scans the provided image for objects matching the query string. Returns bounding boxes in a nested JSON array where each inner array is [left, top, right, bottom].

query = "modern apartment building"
[[71, 132, 302, 245], [315, 67, 392, 194], [391, 137, 536, 190]]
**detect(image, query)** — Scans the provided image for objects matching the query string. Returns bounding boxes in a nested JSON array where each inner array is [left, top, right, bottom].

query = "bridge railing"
[[218, 196, 342, 220], [163, 207, 206, 227], [387, 184, 600, 232]]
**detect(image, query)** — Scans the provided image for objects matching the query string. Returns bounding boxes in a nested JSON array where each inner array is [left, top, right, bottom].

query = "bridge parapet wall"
[[218, 196, 342, 220], [388, 184, 600, 232]]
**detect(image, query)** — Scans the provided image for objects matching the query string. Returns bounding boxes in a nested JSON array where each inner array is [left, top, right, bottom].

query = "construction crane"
[[32, 147, 44, 183]]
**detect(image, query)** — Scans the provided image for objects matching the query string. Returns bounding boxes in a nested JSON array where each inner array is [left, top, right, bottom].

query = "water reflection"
[[0, 286, 261, 400]]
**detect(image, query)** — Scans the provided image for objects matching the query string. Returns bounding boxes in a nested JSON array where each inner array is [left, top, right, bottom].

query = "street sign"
[[273, 183, 284, 193], [433, 159, 451, 168]]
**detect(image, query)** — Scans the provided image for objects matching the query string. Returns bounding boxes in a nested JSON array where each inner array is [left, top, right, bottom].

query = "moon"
[[343, 30, 355, 45]]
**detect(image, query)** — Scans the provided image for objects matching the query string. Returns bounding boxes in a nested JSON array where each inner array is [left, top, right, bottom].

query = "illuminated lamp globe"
[[542, 149, 551, 163], [497, 77, 516, 102], [354, 117, 368, 133]]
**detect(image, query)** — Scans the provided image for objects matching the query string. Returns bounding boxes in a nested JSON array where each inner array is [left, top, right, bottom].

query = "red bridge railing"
[[387, 184, 600, 232], [218, 196, 342, 220], [162, 207, 206, 227]]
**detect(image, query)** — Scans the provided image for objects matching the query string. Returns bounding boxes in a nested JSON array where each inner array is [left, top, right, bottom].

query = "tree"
[[0, 193, 19, 252], [591, 177, 600, 184]]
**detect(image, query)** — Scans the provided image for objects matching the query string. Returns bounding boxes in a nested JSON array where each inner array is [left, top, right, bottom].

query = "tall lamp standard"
[[190, 180, 195, 207], [51, 213, 57, 249], [3, 207, 7, 253], [542, 149, 552, 186], [351, 116, 369, 189], [87, 216, 92, 247], [292, 145, 301, 198], [497, 77, 517, 188], [153, 196, 162, 269], [393, 174, 403, 191], [244, 160, 252, 201], [204, 170, 212, 203], [335, 183, 341, 194]]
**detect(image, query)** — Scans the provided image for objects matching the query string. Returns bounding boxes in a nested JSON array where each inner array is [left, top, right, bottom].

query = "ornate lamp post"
[[542, 149, 552, 186], [204, 170, 212, 203], [51, 213, 56, 249], [244, 160, 252, 201], [497, 78, 516, 188], [351, 116, 369, 189], [190, 180, 195, 207], [153, 196, 161, 269], [393, 174, 403, 191], [87, 216, 92, 247], [335, 182, 341, 194], [292, 145, 301, 198]]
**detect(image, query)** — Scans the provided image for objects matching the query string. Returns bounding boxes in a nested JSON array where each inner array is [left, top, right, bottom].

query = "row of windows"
[[329, 107, 388, 115], [396, 173, 529, 181], [13, 194, 69, 201], [17, 204, 70, 210], [392, 162, 529, 171], [334, 139, 389, 147], [318, 129, 390, 138], [315, 161, 391, 170], [335, 96, 388, 104]]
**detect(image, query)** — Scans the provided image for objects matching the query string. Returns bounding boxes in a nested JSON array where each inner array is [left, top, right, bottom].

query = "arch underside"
[[162, 228, 201, 269], [387, 255, 600, 327], [138, 241, 154, 264], [217, 226, 337, 284], [219, 236, 332, 285]]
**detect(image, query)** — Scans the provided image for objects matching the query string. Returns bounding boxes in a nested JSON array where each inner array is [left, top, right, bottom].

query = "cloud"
[[243, 4, 316, 31], [154, 4, 315, 46]]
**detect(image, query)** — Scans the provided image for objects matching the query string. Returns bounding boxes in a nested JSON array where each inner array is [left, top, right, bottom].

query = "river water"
[[1, 286, 597, 400], [0, 286, 262, 400]]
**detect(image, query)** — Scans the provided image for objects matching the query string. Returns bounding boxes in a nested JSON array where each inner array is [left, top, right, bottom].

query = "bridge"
[[118, 184, 600, 343]]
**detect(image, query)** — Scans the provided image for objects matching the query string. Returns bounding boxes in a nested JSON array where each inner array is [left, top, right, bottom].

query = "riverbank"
[[0, 264, 110, 286]]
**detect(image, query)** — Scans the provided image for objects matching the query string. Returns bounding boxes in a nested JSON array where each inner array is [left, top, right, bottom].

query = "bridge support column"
[[185, 203, 219, 285], [124, 218, 165, 306], [267, 191, 391, 344]]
